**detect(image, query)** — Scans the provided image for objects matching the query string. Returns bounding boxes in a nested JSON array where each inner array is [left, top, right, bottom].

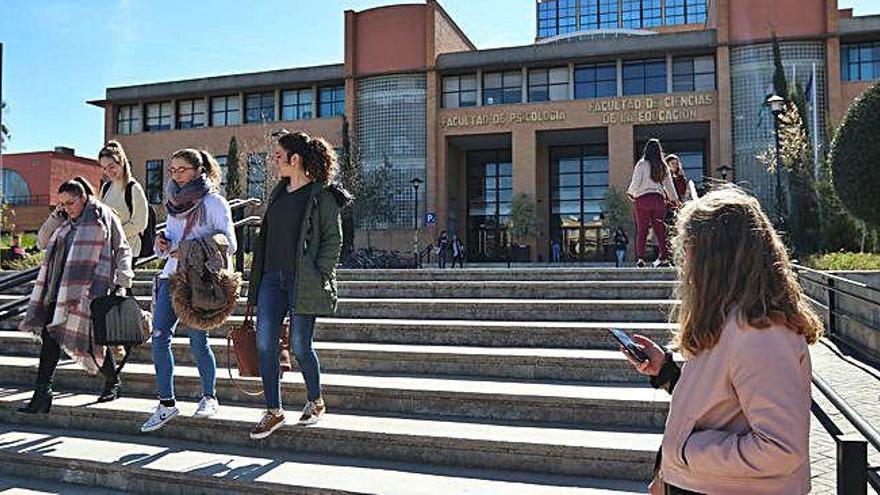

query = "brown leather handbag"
[[226, 305, 292, 396]]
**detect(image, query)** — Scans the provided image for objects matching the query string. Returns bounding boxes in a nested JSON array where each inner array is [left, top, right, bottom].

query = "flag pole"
[[811, 62, 820, 179]]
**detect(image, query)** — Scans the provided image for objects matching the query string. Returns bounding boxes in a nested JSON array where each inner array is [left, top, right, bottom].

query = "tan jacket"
[[660, 311, 812, 494]]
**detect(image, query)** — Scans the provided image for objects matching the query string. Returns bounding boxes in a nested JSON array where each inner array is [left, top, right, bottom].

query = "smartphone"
[[609, 328, 650, 362]]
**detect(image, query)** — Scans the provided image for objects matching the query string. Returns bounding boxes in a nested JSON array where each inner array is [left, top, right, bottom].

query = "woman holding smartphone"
[[19, 177, 133, 412], [140, 149, 236, 433], [622, 185, 820, 494]]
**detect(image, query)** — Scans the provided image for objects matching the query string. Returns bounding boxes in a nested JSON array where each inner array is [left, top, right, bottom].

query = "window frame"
[[318, 85, 345, 118], [482, 70, 523, 106], [145, 159, 164, 204], [574, 62, 618, 99], [144, 101, 172, 132], [245, 91, 276, 124], [211, 95, 241, 127], [281, 88, 314, 121], [116, 104, 141, 135], [442, 74, 478, 108], [623, 59, 668, 96], [176, 98, 206, 129]]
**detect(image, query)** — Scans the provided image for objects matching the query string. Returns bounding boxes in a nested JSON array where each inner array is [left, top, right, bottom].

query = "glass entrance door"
[[550, 145, 609, 261], [466, 150, 512, 262]]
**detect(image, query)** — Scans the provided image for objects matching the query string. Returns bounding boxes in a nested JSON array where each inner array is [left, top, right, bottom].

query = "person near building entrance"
[[248, 130, 352, 440], [551, 239, 561, 263], [451, 235, 465, 268], [141, 149, 236, 433], [621, 185, 820, 495], [613, 227, 629, 267], [627, 139, 680, 267], [437, 230, 449, 268], [666, 154, 690, 204], [98, 141, 149, 263], [18, 178, 133, 413]]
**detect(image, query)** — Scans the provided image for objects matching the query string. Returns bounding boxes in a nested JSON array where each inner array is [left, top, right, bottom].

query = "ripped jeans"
[[150, 277, 217, 401]]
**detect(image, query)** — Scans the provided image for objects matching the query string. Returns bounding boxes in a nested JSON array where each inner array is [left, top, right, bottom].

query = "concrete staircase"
[[0, 267, 679, 494]]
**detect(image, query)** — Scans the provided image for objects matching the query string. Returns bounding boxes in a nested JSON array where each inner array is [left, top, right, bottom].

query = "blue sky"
[[1, 0, 877, 156]]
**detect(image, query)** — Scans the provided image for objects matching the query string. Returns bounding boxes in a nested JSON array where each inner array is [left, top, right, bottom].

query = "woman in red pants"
[[627, 139, 680, 267]]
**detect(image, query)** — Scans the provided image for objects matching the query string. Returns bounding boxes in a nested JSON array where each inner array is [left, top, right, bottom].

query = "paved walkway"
[[810, 338, 880, 493]]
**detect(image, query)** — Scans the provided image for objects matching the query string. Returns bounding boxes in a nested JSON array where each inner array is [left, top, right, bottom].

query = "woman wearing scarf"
[[19, 177, 134, 413], [141, 149, 236, 433]]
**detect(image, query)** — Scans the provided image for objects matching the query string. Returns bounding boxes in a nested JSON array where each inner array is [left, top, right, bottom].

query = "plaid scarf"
[[20, 200, 116, 374], [165, 175, 211, 239]]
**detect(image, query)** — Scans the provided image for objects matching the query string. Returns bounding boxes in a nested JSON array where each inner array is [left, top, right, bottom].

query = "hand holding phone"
[[609, 328, 650, 362]]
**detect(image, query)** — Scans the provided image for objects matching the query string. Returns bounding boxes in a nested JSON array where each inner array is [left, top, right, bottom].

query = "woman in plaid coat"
[[18, 178, 134, 413]]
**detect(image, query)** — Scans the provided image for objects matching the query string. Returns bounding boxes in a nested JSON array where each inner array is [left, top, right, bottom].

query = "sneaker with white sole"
[[140, 404, 179, 433], [297, 399, 325, 426], [193, 396, 219, 418], [250, 410, 286, 440]]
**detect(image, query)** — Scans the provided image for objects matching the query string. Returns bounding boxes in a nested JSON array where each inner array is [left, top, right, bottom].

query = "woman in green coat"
[[249, 130, 352, 440]]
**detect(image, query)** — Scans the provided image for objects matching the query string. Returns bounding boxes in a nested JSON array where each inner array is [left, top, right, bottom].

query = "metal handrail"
[[792, 263, 880, 297], [0, 203, 262, 321], [797, 266, 880, 493], [0, 198, 260, 291]]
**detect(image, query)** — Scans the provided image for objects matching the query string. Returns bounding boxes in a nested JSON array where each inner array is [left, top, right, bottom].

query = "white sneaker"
[[193, 396, 219, 418], [140, 404, 179, 432], [297, 399, 325, 426]]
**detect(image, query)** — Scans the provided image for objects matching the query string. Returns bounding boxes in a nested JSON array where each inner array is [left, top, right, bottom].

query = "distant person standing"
[[613, 227, 629, 268], [451, 235, 465, 268], [551, 239, 561, 263], [437, 230, 448, 269]]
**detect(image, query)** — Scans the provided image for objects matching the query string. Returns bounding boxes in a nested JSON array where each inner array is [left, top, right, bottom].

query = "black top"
[[263, 184, 312, 272]]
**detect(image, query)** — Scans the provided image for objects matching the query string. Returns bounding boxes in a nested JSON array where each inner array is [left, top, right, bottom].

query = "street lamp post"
[[411, 177, 422, 268], [765, 93, 786, 229]]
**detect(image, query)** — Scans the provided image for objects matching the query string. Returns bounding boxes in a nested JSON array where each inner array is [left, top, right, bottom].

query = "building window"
[[1, 169, 32, 206], [318, 85, 345, 117], [483, 71, 522, 105], [558, 0, 578, 34], [623, 59, 667, 95], [211, 95, 240, 127], [116, 105, 140, 135], [550, 145, 609, 261], [574, 63, 617, 99], [145, 102, 172, 132], [245, 92, 275, 123], [622, 0, 662, 29], [145, 160, 163, 204], [529, 67, 569, 102], [672, 55, 715, 92], [281, 88, 313, 121], [842, 42, 880, 82], [580, 0, 620, 30], [538, 0, 559, 37], [442, 75, 478, 108], [216, 155, 228, 194], [247, 153, 267, 199], [176, 99, 206, 129], [665, 0, 706, 25]]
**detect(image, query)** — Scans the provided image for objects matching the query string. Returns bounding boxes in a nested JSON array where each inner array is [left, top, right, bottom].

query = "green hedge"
[[829, 79, 880, 227], [805, 252, 880, 271]]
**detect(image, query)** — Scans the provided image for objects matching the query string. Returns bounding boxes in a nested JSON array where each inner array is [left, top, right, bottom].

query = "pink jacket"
[[659, 311, 812, 494]]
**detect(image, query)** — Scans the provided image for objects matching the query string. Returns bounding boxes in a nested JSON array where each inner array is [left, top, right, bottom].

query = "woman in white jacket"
[[140, 148, 236, 433]]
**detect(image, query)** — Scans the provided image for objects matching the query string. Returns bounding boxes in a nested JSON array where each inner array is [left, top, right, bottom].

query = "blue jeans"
[[615, 249, 627, 267], [151, 278, 217, 401], [256, 271, 321, 409]]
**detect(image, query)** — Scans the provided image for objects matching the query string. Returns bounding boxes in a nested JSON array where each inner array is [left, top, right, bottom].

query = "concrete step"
[[127, 279, 679, 300], [0, 295, 677, 322], [3, 317, 676, 348], [130, 267, 677, 282], [0, 357, 669, 429], [0, 388, 659, 484], [0, 332, 660, 383]]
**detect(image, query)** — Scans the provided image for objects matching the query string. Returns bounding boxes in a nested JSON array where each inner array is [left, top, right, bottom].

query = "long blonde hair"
[[671, 185, 822, 357]]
